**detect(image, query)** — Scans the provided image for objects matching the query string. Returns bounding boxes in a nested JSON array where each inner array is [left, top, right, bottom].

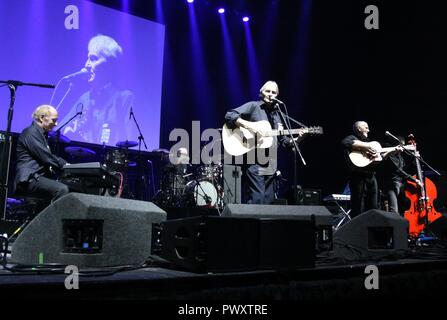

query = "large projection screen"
[[0, 0, 165, 149]]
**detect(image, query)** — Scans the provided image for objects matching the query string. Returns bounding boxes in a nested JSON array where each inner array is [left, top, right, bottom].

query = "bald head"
[[32, 105, 59, 132], [353, 121, 370, 138]]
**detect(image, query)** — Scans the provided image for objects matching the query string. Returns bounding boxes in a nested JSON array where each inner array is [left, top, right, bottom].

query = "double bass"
[[404, 135, 442, 238]]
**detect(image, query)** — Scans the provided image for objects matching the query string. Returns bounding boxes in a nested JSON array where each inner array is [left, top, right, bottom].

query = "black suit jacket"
[[14, 122, 66, 189]]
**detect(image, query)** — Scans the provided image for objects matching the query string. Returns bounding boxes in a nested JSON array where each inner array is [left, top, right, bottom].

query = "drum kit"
[[155, 158, 225, 210], [63, 140, 226, 208]]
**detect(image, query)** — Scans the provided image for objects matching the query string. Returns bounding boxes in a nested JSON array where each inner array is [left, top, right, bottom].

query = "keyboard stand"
[[333, 202, 351, 231], [323, 195, 352, 231]]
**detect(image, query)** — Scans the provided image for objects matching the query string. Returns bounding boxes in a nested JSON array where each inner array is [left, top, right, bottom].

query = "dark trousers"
[[349, 173, 378, 218], [245, 165, 275, 204], [384, 181, 405, 215], [19, 176, 69, 203]]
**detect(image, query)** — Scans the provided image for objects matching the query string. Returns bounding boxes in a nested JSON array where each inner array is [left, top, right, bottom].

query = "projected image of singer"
[[58, 34, 135, 145]]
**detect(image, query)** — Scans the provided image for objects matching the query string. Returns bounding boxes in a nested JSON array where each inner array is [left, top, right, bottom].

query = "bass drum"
[[185, 180, 218, 207]]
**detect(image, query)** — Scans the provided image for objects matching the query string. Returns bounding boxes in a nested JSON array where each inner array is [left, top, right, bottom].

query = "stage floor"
[[1, 251, 447, 301]]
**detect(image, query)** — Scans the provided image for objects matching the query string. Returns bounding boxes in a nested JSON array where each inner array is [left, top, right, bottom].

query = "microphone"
[[76, 103, 84, 115], [62, 68, 89, 81], [129, 106, 133, 120], [270, 97, 285, 105], [385, 131, 402, 144]]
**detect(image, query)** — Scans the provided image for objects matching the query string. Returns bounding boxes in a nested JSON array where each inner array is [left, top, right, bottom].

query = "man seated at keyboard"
[[14, 105, 70, 203]]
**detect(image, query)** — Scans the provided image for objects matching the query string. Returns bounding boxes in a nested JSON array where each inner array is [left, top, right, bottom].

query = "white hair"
[[32, 105, 57, 121], [88, 34, 123, 59], [259, 80, 279, 95]]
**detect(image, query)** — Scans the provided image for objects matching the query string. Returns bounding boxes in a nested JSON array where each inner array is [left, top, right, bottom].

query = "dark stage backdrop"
[[2, 0, 445, 201]]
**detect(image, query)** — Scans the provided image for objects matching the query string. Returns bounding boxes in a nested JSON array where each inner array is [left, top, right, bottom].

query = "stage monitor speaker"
[[222, 165, 242, 204], [11, 193, 167, 267], [222, 204, 333, 251], [333, 209, 408, 260], [159, 216, 315, 273]]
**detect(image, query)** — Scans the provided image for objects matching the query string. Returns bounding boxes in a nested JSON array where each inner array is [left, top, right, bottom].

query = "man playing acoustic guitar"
[[224, 81, 302, 204], [342, 121, 389, 218]]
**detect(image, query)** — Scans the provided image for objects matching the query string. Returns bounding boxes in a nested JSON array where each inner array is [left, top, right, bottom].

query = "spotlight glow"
[[218, 8, 225, 14], [187, 0, 194, 3], [242, 16, 250, 22]]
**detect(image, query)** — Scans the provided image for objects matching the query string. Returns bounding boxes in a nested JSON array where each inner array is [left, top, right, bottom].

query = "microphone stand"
[[0, 80, 55, 218], [129, 107, 148, 200], [193, 176, 213, 207], [386, 131, 441, 176], [55, 82, 73, 111], [273, 101, 306, 204], [52, 107, 83, 155]]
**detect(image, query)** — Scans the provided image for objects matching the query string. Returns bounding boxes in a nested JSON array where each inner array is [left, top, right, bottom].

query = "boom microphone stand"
[[387, 131, 441, 177], [0, 80, 55, 219], [129, 106, 148, 200], [273, 100, 306, 204]]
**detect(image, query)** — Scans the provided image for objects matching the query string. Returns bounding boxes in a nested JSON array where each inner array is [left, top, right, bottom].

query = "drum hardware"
[[104, 149, 128, 172], [64, 146, 96, 159], [98, 142, 135, 199]]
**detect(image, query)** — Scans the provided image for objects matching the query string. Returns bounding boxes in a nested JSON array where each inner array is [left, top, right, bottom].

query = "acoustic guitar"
[[349, 141, 415, 167], [222, 120, 323, 156]]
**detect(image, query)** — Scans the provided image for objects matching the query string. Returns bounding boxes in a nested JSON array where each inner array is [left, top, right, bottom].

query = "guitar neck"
[[380, 146, 398, 153], [380, 145, 413, 153], [267, 128, 303, 137]]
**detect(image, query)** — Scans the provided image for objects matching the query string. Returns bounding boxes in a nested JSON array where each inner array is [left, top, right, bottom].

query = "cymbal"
[[48, 131, 71, 143], [152, 148, 170, 154], [116, 140, 138, 148], [64, 146, 96, 158]]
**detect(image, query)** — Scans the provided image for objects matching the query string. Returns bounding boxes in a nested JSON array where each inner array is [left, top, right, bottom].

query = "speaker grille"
[[11, 193, 167, 267]]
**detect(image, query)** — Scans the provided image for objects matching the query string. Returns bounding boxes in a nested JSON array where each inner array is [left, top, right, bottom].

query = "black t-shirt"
[[341, 133, 376, 174]]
